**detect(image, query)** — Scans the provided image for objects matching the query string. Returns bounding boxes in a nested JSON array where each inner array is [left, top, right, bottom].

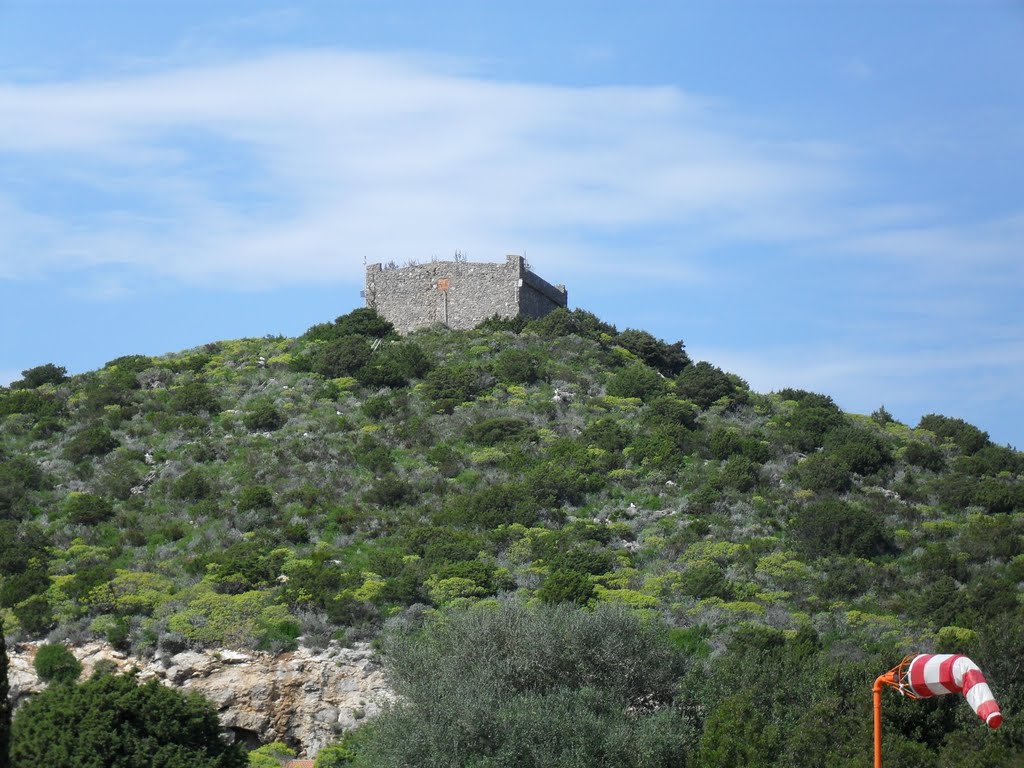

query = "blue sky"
[[1, 1, 1022, 447]]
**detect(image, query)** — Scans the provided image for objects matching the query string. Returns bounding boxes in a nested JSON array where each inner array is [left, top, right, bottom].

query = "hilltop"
[[2, 306, 1022, 764]]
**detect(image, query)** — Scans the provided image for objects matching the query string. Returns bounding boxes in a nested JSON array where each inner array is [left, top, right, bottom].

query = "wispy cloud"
[[0, 50, 846, 288]]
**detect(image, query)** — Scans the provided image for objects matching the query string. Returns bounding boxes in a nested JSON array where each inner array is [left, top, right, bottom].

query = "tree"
[[32, 643, 81, 685], [11, 363, 67, 390], [11, 671, 246, 768], [1, 616, 10, 768], [354, 601, 696, 767]]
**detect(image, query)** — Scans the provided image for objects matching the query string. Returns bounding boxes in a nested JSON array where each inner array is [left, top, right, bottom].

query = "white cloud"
[[0, 50, 845, 287]]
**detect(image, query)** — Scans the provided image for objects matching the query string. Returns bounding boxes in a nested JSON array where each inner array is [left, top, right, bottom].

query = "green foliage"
[[423, 364, 490, 412], [615, 329, 690, 377], [314, 738, 359, 767], [789, 453, 851, 493], [491, 348, 542, 384], [355, 341, 432, 388], [63, 424, 119, 463], [10, 671, 246, 768], [32, 643, 82, 684], [356, 601, 695, 767], [776, 391, 845, 451], [0, 458, 46, 519], [248, 741, 296, 767], [311, 336, 372, 379], [171, 469, 215, 501], [237, 486, 274, 512], [62, 492, 115, 525], [0, 389, 64, 419], [904, 440, 946, 471], [304, 307, 395, 342], [605, 362, 667, 401], [537, 569, 595, 605], [169, 380, 222, 415], [790, 498, 891, 559], [676, 361, 746, 409], [918, 413, 990, 455], [243, 400, 285, 432], [467, 417, 535, 446], [11, 363, 67, 389], [823, 424, 892, 475], [527, 307, 617, 341]]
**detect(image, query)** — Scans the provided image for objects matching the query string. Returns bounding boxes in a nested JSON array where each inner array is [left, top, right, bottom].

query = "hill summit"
[[2, 306, 1022, 764]]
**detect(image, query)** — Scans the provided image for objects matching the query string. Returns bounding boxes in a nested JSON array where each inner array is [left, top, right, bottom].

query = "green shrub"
[[789, 498, 891, 559], [356, 341, 432, 388], [63, 425, 119, 463], [171, 469, 215, 501], [237, 486, 274, 512], [304, 307, 395, 342], [62, 492, 115, 525], [537, 569, 595, 605], [357, 601, 695, 767], [676, 361, 746, 409], [823, 425, 892, 475], [32, 644, 81, 684], [11, 363, 67, 389], [243, 400, 285, 432], [311, 336, 372, 379], [492, 348, 542, 384], [918, 413, 989, 455], [169, 381, 221, 415], [424, 364, 490, 412], [467, 417, 535, 446], [11, 671, 246, 767], [615, 329, 690, 376], [904, 440, 946, 472], [789, 454, 851, 493], [527, 307, 617, 341], [605, 363, 667, 401], [0, 390, 64, 419]]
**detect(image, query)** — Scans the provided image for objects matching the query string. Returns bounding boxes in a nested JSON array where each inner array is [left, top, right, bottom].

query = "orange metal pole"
[[873, 674, 887, 768]]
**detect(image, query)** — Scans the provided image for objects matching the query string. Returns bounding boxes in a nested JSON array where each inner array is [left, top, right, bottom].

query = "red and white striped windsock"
[[906, 654, 1002, 729]]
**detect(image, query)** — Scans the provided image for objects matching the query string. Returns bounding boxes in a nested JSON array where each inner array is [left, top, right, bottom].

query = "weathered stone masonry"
[[365, 255, 567, 335]]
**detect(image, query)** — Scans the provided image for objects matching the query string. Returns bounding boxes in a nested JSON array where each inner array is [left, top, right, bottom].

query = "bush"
[[789, 498, 891, 559], [615, 330, 690, 377], [169, 381, 221, 415], [63, 425, 119, 463], [62, 492, 115, 525], [904, 440, 945, 472], [356, 341, 432, 388], [537, 569, 595, 605], [777, 394, 844, 452], [823, 425, 892, 475], [243, 400, 285, 432], [527, 308, 617, 341], [10, 671, 246, 768], [304, 307, 395, 342], [918, 413, 989, 455], [171, 469, 215, 501], [467, 417, 535, 446], [11, 363, 67, 389], [789, 454, 851, 494], [311, 336, 372, 379], [32, 643, 82, 685], [606, 363, 667, 401], [424, 364, 490, 412], [237, 486, 274, 512], [676, 362, 746, 409], [492, 348, 542, 384], [357, 601, 695, 767]]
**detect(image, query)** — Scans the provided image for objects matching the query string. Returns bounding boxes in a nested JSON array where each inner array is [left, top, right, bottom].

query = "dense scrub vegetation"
[[1, 306, 1022, 765]]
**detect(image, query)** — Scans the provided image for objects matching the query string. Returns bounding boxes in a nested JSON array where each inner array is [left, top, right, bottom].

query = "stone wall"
[[365, 255, 567, 334], [6, 640, 393, 759]]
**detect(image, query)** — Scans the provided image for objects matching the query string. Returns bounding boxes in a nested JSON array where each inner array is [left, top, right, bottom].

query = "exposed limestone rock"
[[6, 641, 393, 758]]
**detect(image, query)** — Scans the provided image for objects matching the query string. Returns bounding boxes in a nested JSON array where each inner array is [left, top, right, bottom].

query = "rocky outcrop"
[[7, 641, 393, 758]]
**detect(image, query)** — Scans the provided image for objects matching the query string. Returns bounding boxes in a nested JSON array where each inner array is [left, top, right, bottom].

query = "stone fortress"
[[364, 254, 567, 334]]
